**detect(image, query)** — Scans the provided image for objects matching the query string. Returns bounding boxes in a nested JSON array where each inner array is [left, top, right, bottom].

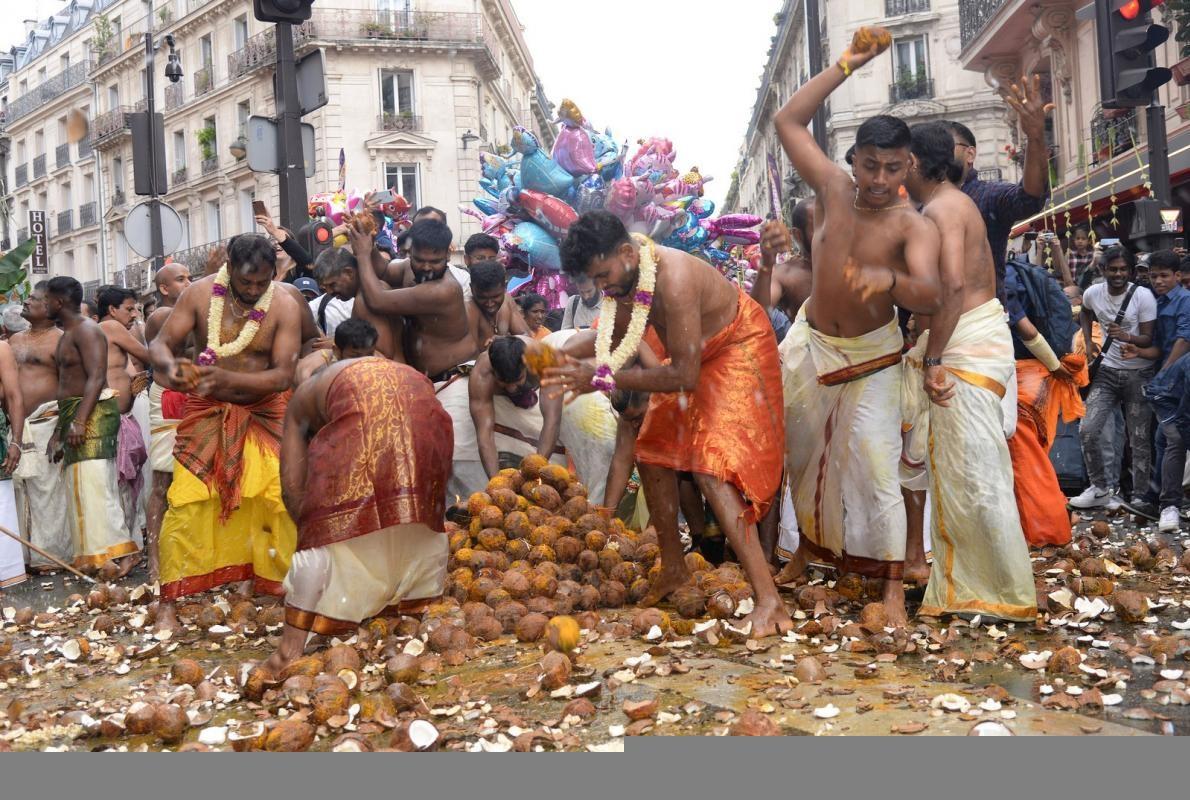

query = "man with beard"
[[9, 282, 69, 570], [562, 273, 602, 330], [313, 247, 403, 361], [148, 234, 302, 634], [351, 217, 477, 381], [96, 286, 150, 547], [45, 277, 139, 575], [142, 263, 191, 580], [772, 28, 941, 627]]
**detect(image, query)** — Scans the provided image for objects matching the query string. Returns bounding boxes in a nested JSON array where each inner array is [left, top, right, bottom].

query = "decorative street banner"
[[29, 209, 48, 275]]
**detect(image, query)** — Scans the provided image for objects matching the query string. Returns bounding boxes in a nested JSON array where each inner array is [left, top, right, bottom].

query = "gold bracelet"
[[837, 58, 852, 78]]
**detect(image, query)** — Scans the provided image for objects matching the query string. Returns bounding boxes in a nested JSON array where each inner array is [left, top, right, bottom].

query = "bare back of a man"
[[918, 189, 996, 324]]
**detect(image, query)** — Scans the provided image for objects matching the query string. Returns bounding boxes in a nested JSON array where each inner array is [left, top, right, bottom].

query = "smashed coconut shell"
[[265, 719, 315, 752], [540, 651, 572, 690], [170, 658, 205, 687], [730, 709, 781, 736]]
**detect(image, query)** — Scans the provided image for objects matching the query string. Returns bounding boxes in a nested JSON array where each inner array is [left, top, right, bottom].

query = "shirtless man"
[[468, 259, 528, 350], [149, 233, 302, 634], [45, 276, 139, 576], [751, 199, 814, 327], [548, 210, 791, 636], [896, 121, 1036, 621], [142, 263, 192, 580], [97, 286, 152, 541], [293, 318, 378, 385], [313, 247, 404, 361], [773, 27, 941, 626], [10, 282, 69, 571], [351, 217, 477, 381]]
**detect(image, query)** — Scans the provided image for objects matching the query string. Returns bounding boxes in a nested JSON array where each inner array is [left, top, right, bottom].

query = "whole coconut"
[[560, 496, 590, 522], [599, 580, 628, 608], [525, 483, 562, 511], [529, 525, 560, 548], [597, 548, 622, 575], [494, 601, 529, 633], [478, 505, 504, 530], [495, 467, 525, 493], [539, 651, 572, 690], [628, 578, 652, 604], [503, 511, 532, 539], [554, 536, 583, 564], [505, 538, 532, 561], [311, 675, 351, 724], [528, 544, 557, 565], [476, 528, 508, 551], [485, 587, 513, 608], [384, 654, 421, 685], [515, 612, 549, 643], [634, 542, 660, 566], [673, 586, 706, 619], [574, 514, 607, 537], [467, 492, 493, 516], [540, 464, 573, 493], [531, 573, 558, 598], [265, 719, 315, 752], [125, 702, 157, 735], [859, 602, 889, 634], [563, 481, 589, 500], [244, 664, 280, 700], [1078, 557, 1106, 577], [577, 549, 600, 572], [386, 682, 422, 712], [631, 608, 670, 635], [152, 703, 189, 743], [490, 488, 520, 514], [526, 506, 551, 527], [520, 453, 550, 479], [502, 570, 531, 599], [170, 658, 205, 687], [468, 616, 504, 642]]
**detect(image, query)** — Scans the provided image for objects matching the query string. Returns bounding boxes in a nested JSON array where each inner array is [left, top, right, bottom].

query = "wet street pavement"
[[1, 510, 1187, 750]]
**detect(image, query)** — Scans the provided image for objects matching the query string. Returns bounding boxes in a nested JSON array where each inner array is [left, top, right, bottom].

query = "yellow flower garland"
[[201, 265, 274, 363]]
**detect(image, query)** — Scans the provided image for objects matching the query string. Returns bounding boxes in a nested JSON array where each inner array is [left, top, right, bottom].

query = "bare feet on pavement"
[[743, 597, 795, 638], [882, 578, 909, 628], [774, 547, 808, 586], [639, 564, 692, 607]]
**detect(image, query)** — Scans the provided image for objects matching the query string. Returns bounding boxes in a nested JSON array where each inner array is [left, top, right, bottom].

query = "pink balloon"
[[551, 124, 597, 176]]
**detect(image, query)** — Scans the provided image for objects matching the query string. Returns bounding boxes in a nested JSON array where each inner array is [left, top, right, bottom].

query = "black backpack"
[[1008, 258, 1078, 360]]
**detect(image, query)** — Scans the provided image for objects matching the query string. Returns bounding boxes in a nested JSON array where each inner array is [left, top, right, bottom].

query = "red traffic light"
[[1118, 0, 1166, 19], [313, 225, 331, 244]]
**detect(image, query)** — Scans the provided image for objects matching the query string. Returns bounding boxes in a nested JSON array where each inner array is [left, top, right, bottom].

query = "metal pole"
[[144, 31, 164, 274], [805, 0, 828, 153], [275, 22, 308, 231], [1146, 99, 1170, 206]]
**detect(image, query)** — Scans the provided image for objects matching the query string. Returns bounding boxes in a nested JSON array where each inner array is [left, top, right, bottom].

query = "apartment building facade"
[[726, 0, 1019, 218], [0, 0, 555, 298]]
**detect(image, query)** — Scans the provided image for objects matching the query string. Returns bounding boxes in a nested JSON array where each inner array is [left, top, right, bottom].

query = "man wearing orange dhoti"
[[264, 357, 452, 672], [549, 211, 789, 636]]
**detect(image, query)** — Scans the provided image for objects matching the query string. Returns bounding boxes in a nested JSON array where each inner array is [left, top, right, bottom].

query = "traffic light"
[[252, 0, 314, 24], [298, 220, 333, 263], [1096, 0, 1173, 108]]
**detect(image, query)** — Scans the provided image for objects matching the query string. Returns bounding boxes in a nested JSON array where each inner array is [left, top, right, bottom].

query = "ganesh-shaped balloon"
[[512, 126, 575, 199], [551, 99, 597, 177]]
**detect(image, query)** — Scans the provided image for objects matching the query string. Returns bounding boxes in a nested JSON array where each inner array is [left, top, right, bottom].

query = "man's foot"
[[903, 559, 931, 586], [154, 604, 183, 636], [773, 548, 808, 586], [742, 596, 795, 638], [639, 565, 692, 607], [1122, 497, 1160, 521], [112, 553, 142, 580], [1159, 506, 1182, 533], [1068, 486, 1110, 509], [882, 579, 909, 629]]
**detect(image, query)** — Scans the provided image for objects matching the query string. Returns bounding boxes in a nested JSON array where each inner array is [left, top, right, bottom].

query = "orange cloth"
[[1007, 353, 1088, 548], [298, 358, 453, 551], [173, 391, 291, 523], [634, 291, 785, 523]]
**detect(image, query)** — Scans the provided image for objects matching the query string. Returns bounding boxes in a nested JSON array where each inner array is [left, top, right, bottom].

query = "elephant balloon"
[[512, 126, 575, 198]]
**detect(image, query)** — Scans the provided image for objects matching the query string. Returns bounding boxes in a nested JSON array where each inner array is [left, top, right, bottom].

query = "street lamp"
[[229, 136, 247, 160], [460, 130, 480, 150]]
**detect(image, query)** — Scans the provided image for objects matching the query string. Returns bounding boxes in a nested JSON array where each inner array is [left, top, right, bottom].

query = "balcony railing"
[[172, 166, 189, 186], [171, 241, 224, 278], [80, 201, 97, 228], [202, 156, 219, 175], [1091, 108, 1139, 166], [194, 65, 214, 97], [377, 113, 423, 132], [959, 0, 1009, 50], [57, 210, 73, 236], [14, 164, 28, 188], [33, 154, 47, 179], [306, 8, 496, 61], [5, 60, 92, 122], [228, 25, 312, 80], [886, 0, 931, 15], [890, 76, 934, 103], [55, 143, 71, 169], [91, 106, 135, 146], [112, 188, 127, 208], [78, 137, 94, 160], [91, 23, 149, 70], [165, 82, 184, 111]]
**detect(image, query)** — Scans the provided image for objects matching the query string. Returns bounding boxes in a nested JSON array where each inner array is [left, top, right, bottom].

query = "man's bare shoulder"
[[147, 306, 172, 324]]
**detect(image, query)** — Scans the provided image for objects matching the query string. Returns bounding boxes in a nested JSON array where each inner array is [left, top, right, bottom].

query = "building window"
[[234, 15, 249, 50], [378, 0, 416, 27], [380, 70, 414, 117], [174, 130, 186, 169], [108, 84, 119, 110], [60, 53, 70, 72], [201, 35, 213, 68], [112, 156, 125, 192], [237, 100, 251, 137], [179, 209, 191, 250], [238, 188, 256, 234], [87, 244, 98, 282], [206, 199, 222, 241], [892, 35, 931, 101], [383, 163, 420, 209]]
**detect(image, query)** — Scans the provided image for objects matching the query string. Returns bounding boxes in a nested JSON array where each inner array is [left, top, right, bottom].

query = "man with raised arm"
[[143, 263, 192, 581], [772, 27, 941, 627], [350, 218, 477, 382], [148, 234, 302, 634], [45, 277, 139, 575], [898, 121, 1036, 622], [313, 247, 404, 362], [547, 210, 790, 636], [10, 282, 69, 570]]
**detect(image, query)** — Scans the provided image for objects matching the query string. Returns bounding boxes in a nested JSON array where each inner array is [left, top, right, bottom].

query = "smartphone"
[[1176, 237, 1186, 250], [252, 200, 268, 218], [372, 189, 395, 205], [1100, 238, 1121, 247]]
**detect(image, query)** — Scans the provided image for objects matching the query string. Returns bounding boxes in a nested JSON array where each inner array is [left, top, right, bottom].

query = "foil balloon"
[[590, 128, 624, 181], [575, 174, 606, 214], [512, 126, 574, 198], [503, 220, 561, 271], [517, 189, 578, 240], [551, 99, 597, 176]]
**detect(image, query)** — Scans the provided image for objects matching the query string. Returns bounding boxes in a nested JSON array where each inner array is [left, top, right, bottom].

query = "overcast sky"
[[1, 0, 782, 208]]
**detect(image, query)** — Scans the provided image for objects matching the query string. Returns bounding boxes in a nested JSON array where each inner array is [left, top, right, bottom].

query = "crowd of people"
[[0, 29, 1186, 661]]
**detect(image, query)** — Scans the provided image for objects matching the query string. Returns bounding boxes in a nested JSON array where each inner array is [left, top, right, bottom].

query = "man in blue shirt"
[[1122, 251, 1190, 531], [945, 75, 1052, 302]]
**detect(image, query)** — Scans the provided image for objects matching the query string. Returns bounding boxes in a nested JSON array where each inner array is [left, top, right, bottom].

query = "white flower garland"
[[591, 233, 657, 391], [197, 265, 274, 365]]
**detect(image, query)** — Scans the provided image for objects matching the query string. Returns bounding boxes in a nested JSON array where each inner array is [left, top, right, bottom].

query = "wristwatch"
[[923, 357, 943, 368]]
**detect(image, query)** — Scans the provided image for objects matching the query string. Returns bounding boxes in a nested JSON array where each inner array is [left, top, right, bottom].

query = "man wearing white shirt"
[[1069, 246, 1157, 510]]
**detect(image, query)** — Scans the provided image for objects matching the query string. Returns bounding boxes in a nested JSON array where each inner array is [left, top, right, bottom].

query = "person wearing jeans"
[[1069, 247, 1156, 511]]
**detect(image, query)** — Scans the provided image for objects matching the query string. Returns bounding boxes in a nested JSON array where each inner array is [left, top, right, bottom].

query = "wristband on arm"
[[1022, 332, 1061, 372]]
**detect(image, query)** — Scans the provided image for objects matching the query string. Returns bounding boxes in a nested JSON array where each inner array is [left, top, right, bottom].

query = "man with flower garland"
[[550, 211, 791, 637], [772, 27, 942, 627], [148, 234, 303, 635]]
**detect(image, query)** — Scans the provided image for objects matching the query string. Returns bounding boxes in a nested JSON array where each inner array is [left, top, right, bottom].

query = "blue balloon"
[[503, 221, 561, 272], [473, 196, 499, 216], [512, 127, 575, 199]]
